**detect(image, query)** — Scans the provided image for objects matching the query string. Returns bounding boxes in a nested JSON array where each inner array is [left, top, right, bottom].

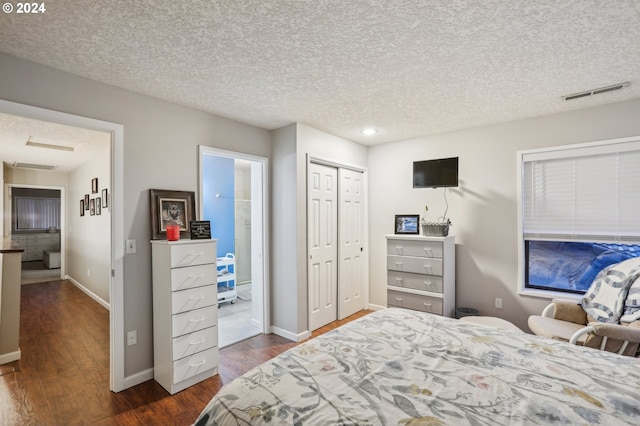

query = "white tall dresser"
[[386, 235, 455, 317], [151, 239, 219, 394]]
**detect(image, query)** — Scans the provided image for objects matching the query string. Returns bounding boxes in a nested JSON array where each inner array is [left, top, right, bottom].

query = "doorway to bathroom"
[[199, 146, 269, 348]]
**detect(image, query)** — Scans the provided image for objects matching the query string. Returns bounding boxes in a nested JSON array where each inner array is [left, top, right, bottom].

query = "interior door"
[[338, 168, 365, 319], [308, 163, 338, 331]]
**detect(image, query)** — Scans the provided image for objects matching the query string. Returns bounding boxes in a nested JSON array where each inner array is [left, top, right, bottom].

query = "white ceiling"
[[0, 113, 110, 172], [1, 0, 640, 152]]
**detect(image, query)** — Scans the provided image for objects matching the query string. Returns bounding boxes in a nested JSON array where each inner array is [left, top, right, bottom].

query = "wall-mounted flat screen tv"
[[413, 157, 459, 188]]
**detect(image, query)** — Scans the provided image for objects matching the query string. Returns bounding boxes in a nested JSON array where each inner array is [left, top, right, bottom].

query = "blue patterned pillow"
[[581, 257, 640, 323]]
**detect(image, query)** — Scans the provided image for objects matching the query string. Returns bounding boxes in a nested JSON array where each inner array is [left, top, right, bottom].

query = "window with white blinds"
[[518, 136, 640, 297], [522, 139, 640, 241], [15, 197, 60, 230]]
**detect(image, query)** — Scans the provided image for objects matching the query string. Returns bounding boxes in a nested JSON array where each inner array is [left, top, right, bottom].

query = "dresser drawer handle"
[[189, 317, 205, 323], [423, 280, 432, 288], [189, 295, 205, 301], [395, 277, 403, 285], [423, 303, 432, 312], [423, 248, 433, 256], [395, 297, 403, 302], [190, 360, 206, 367], [395, 262, 403, 269], [189, 338, 206, 345], [188, 251, 204, 257], [188, 273, 204, 278], [395, 246, 403, 255], [423, 264, 432, 271]]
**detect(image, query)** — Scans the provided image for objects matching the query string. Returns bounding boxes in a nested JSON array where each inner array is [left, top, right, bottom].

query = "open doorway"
[[0, 99, 125, 392], [198, 146, 269, 348], [7, 185, 64, 284]]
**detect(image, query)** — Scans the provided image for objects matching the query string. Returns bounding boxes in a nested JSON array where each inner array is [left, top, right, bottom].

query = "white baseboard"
[[367, 303, 386, 311], [0, 349, 21, 365], [270, 325, 310, 342], [251, 317, 262, 330], [124, 367, 154, 389], [65, 275, 110, 310]]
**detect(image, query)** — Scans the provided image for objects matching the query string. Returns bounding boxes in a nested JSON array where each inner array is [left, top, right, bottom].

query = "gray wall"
[[368, 98, 640, 331], [271, 123, 368, 337], [0, 53, 272, 377]]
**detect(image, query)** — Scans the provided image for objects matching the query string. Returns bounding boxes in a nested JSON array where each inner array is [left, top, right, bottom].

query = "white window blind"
[[16, 197, 60, 230], [522, 141, 640, 241]]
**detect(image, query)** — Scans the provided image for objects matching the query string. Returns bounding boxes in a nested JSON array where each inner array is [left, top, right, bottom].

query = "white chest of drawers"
[[386, 235, 455, 317], [151, 239, 219, 394]]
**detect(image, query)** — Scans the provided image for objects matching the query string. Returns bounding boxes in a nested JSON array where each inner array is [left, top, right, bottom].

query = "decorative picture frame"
[[80, 199, 85, 216], [91, 177, 98, 194], [90, 198, 96, 216], [84, 194, 90, 210], [96, 198, 101, 215], [149, 189, 196, 240], [395, 214, 420, 235], [190, 220, 211, 240], [102, 188, 108, 208]]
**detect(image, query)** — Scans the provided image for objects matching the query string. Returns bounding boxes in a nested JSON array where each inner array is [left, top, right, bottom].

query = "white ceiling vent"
[[563, 82, 630, 101], [12, 162, 57, 171]]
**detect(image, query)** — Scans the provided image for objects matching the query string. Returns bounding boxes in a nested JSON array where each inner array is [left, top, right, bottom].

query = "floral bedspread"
[[193, 308, 640, 425]]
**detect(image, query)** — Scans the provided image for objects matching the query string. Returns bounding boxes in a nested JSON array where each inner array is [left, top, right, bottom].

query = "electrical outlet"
[[495, 298, 503, 309], [127, 330, 137, 346]]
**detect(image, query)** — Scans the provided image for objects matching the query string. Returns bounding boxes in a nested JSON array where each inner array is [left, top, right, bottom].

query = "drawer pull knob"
[[395, 262, 403, 269], [189, 274, 204, 278], [189, 317, 205, 323], [190, 360, 206, 367], [395, 277, 403, 285], [189, 338, 206, 345], [423, 265, 432, 271], [189, 295, 205, 301], [423, 280, 432, 287], [424, 248, 433, 255], [395, 297, 403, 302]]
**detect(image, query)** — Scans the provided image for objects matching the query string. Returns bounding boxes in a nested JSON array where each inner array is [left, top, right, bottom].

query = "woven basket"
[[422, 222, 450, 237]]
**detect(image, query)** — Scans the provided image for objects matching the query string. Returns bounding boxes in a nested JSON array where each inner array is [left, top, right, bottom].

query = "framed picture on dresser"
[[395, 214, 419, 234]]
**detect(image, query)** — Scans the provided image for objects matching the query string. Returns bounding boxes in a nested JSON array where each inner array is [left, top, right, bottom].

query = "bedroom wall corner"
[[367, 98, 640, 332]]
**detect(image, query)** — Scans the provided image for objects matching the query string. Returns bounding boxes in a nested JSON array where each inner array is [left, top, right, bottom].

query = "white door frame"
[[4, 183, 67, 278], [0, 99, 125, 392], [198, 145, 271, 334]]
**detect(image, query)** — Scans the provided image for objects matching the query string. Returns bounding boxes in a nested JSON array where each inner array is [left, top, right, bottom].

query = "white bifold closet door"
[[308, 162, 364, 332], [337, 168, 364, 320]]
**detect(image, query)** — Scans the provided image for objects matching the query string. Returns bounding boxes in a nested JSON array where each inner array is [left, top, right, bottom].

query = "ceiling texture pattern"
[[1, 0, 640, 145]]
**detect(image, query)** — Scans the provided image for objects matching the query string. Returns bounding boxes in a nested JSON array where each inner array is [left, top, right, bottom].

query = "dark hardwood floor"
[[0, 280, 371, 425]]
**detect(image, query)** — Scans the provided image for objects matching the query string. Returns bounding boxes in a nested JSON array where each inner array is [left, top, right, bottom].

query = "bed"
[[194, 308, 640, 425]]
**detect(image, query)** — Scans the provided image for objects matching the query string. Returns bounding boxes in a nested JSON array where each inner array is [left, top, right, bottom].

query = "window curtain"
[[16, 197, 60, 230]]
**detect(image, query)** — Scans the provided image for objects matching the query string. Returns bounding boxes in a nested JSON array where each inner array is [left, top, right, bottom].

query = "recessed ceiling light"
[[362, 128, 377, 136]]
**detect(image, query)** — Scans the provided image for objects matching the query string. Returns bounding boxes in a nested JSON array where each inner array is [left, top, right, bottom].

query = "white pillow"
[[582, 257, 640, 323], [621, 275, 640, 323]]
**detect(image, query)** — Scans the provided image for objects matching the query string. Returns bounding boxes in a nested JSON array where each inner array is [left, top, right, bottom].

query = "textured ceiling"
[[1, 0, 640, 147], [0, 113, 110, 172]]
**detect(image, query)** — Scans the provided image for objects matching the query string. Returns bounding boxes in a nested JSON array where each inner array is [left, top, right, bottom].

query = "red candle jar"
[[166, 224, 180, 241]]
